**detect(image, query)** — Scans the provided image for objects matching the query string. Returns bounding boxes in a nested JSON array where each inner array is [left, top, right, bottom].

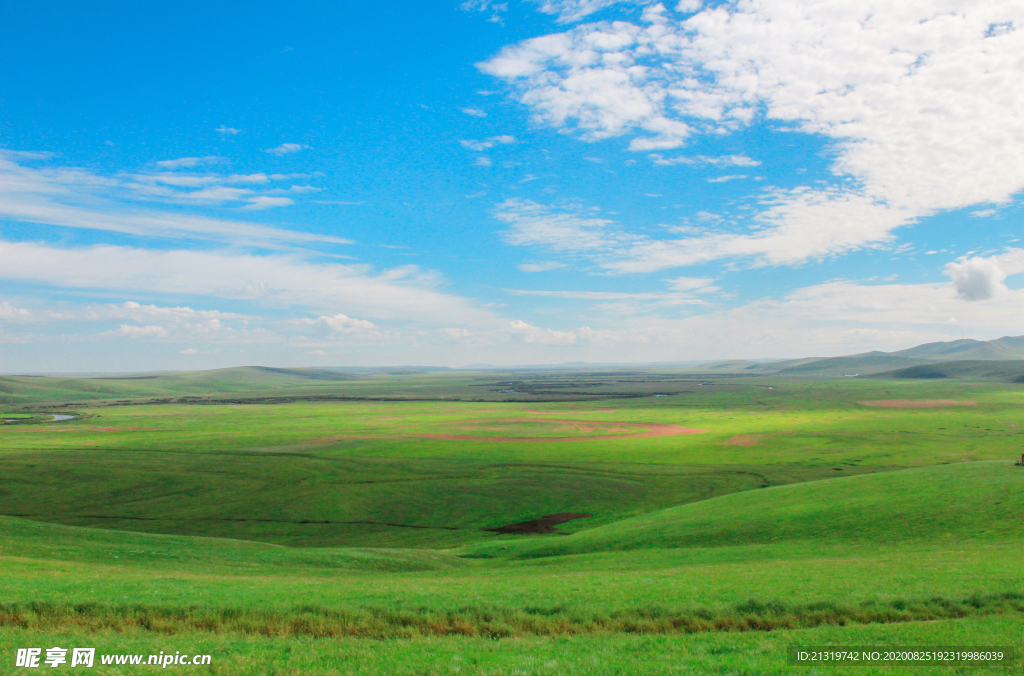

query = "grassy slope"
[[461, 461, 1024, 559], [2, 379, 1022, 547], [0, 463, 1020, 652], [871, 359, 1024, 382], [2, 376, 1023, 673]]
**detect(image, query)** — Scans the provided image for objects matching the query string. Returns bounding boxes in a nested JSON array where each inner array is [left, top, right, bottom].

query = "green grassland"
[[1, 371, 1023, 673]]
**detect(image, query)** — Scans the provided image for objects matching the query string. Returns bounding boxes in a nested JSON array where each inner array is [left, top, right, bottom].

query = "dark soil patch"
[[486, 513, 591, 535]]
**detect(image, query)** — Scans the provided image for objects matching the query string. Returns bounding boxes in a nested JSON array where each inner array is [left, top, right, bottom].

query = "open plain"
[[1, 368, 1022, 674]]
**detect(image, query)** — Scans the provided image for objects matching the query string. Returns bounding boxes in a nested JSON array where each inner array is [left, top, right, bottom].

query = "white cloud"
[[441, 327, 471, 339], [707, 174, 747, 183], [474, 157, 493, 166], [264, 143, 309, 155], [185, 186, 254, 201], [0, 301, 32, 320], [461, 0, 509, 21], [943, 250, 1024, 301], [675, 0, 700, 13], [497, 198, 626, 252], [506, 319, 578, 344], [242, 196, 294, 210], [530, 0, 646, 24], [650, 154, 759, 167], [665, 276, 714, 291], [107, 324, 169, 339], [506, 288, 707, 310], [180, 348, 199, 354], [297, 313, 377, 336], [462, 108, 488, 117], [518, 261, 567, 272], [0, 240, 496, 326], [459, 135, 516, 152], [215, 126, 241, 135], [481, 1, 1024, 269], [970, 208, 997, 218], [0, 153, 337, 246], [155, 156, 224, 170]]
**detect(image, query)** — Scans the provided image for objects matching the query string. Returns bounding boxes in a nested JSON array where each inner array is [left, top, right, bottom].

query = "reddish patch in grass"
[[412, 418, 705, 442], [724, 434, 764, 446], [858, 399, 976, 408], [521, 407, 618, 413]]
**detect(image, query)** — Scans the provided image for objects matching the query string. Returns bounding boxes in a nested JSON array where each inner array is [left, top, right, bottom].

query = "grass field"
[[1, 370, 1022, 673]]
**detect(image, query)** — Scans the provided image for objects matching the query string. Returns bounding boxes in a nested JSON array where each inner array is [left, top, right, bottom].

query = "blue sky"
[[1, 0, 1023, 372]]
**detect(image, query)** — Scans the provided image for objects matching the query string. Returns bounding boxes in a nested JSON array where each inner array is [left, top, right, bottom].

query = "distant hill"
[[870, 360, 1024, 382], [891, 335, 1024, 361], [0, 366, 366, 406], [695, 335, 1024, 377]]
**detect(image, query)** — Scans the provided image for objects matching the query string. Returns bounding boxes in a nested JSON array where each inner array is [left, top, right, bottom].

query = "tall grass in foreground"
[[2, 593, 1021, 639]]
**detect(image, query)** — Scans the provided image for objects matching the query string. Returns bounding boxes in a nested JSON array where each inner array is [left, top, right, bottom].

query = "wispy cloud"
[[155, 156, 224, 170], [497, 198, 627, 252], [264, 143, 309, 155], [0, 152, 333, 245], [242, 196, 295, 210], [215, 126, 240, 135], [0, 240, 497, 326], [459, 135, 516, 152], [518, 261, 566, 272], [461, 108, 487, 117], [650, 154, 760, 167]]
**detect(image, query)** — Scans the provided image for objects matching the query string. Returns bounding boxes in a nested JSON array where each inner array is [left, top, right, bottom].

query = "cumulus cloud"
[[298, 313, 376, 335], [0, 301, 32, 320], [441, 327, 471, 339], [106, 324, 169, 339], [480, 0, 1024, 269], [506, 319, 578, 344], [944, 254, 1018, 301]]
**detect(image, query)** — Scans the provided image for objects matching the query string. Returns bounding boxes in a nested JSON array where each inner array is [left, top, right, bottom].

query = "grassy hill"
[[695, 335, 1024, 378], [2, 376, 1023, 673], [871, 359, 1024, 382], [462, 461, 1023, 559], [0, 365, 368, 406], [892, 335, 1024, 360]]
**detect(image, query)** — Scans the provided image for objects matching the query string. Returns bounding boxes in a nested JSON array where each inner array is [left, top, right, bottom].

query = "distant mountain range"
[[698, 335, 1024, 381]]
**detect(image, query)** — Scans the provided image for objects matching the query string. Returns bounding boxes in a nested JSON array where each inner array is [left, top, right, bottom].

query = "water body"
[[52, 414, 75, 421]]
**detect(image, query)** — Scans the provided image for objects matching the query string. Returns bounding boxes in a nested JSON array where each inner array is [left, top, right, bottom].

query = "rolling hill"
[[870, 359, 1024, 382], [463, 461, 1024, 560]]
